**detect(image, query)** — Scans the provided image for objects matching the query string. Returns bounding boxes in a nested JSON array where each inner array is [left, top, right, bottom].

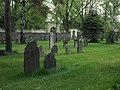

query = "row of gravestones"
[[24, 41, 56, 75], [24, 38, 88, 75], [74, 37, 88, 48], [64, 38, 88, 54]]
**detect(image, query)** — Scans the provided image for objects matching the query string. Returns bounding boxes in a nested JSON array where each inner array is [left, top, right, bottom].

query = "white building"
[[70, 29, 79, 38]]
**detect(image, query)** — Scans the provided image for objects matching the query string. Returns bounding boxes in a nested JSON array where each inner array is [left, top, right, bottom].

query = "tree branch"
[[68, 0, 74, 14], [69, 0, 92, 23], [25, 3, 35, 13]]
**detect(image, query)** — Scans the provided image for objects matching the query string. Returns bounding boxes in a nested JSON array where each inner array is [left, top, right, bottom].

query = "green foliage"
[[0, 0, 49, 30], [52, 0, 64, 5], [24, 6, 47, 29], [51, 0, 84, 32], [82, 11, 104, 42]]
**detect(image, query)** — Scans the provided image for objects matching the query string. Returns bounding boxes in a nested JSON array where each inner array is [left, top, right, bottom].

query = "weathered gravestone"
[[49, 27, 57, 49], [74, 38, 79, 47], [84, 37, 88, 47], [44, 52, 56, 69], [51, 44, 58, 54], [24, 41, 40, 75], [63, 39, 68, 48], [65, 44, 72, 54], [49, 31, 55, 49], [39, 45, 45, 57], [49, 30, 54, 49], [77, 40, 83, 53]]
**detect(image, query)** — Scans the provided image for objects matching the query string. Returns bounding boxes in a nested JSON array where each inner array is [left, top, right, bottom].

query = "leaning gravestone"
[[39, 45, 45, 57], [51, 44, 58, 54], [84, 37, 88, 47], [24, 41, 40, 75], [44, 52, 56, 69], [77, 40, 83, 53], [65, 44, 72, 54]]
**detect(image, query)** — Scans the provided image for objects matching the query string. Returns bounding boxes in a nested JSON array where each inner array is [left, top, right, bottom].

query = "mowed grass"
[[0, 40, 120, 90]]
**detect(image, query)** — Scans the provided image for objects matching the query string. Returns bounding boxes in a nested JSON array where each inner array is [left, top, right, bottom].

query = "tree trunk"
[[65, 0, 69, 32], [108, 0, 116, 44], [4, 0, 12, 52], [20, 0, 26, 44]]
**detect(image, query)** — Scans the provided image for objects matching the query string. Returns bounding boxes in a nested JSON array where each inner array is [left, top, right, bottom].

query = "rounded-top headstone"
[[44, 52, 56, 69], [24, 41, 40, 75]]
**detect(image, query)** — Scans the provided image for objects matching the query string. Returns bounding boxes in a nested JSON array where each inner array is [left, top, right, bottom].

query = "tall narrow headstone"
[[49, 31, 54, 49], [74, 38, 79, 47], [84, 37, 88, 47], [77, 40, 83, 53], [24, 41, 40, 75], [49, 27, 57, 49], [44, 52, 56, 69]]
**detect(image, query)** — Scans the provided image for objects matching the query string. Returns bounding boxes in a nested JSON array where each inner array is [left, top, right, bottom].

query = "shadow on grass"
[[37, 65, 68, 76], [10, 65, 69, 80]]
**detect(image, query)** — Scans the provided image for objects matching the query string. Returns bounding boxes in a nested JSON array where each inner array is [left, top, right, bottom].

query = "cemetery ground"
[[0, 40, 120, 90]]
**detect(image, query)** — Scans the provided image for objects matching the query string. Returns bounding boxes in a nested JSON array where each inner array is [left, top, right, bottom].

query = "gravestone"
[[84, 37, 88, 47], [74, 38, 79, 47], [39, 45, 45, 57], [24, 41, 40, 75], [51, 44, 58, 54], [63, 39, 68, 48], [77, 40, 83, 53], [44, 52, 56, 69], [0, 50, 7, 55], [49, 30, 54, 49], [65, 44, 72, 54]]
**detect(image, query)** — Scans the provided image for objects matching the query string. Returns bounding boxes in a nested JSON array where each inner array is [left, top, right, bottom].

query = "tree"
[[82, 10, 104, 43], [0, 0, 4, 28], [4, 0, 12, 52], [100, 0, 120, 43], [19, 0, 49, 43], [51, 0, 93, 32], [25, 2, 49, 29]]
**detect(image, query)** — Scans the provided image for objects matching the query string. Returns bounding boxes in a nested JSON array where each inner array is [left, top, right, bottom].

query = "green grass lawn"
[[0, 40, 120, 90]]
